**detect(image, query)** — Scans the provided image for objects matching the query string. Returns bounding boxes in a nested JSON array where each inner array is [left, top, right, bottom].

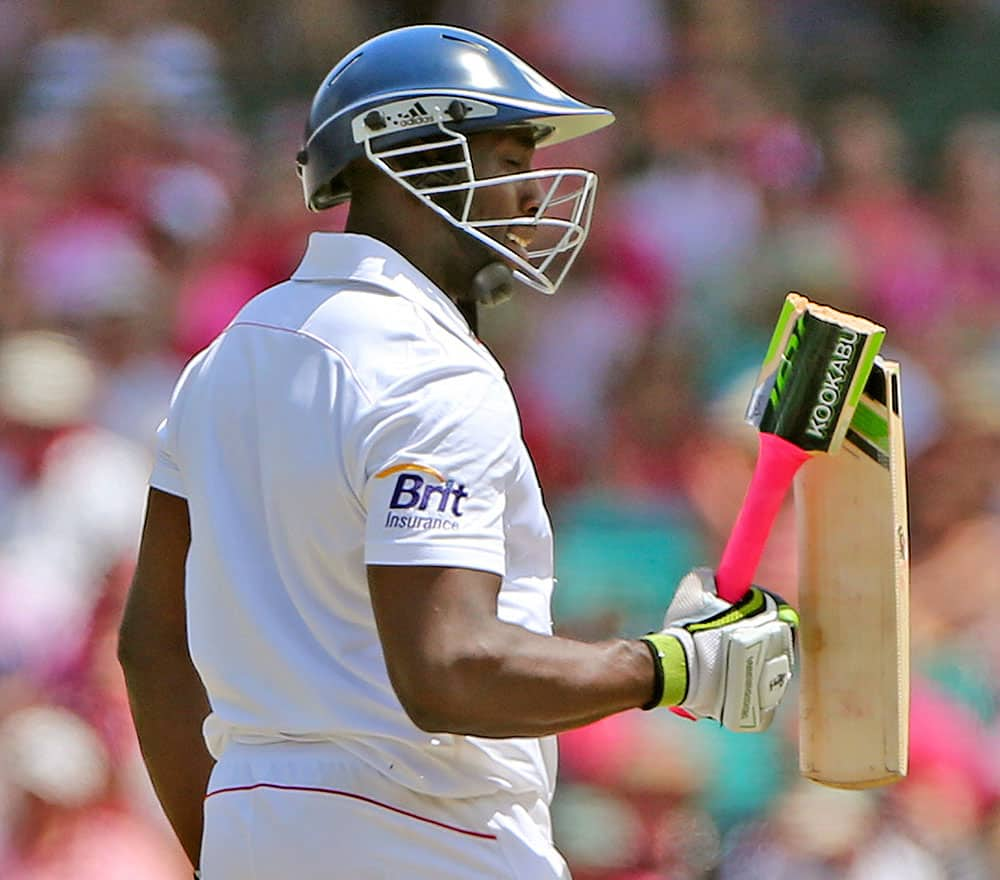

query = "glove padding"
[[643, 568, 798, 732]]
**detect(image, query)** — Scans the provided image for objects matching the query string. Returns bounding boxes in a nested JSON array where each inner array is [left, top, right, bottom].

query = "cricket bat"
[[672, 292, 886, 724], [796, 357, 909, 788]]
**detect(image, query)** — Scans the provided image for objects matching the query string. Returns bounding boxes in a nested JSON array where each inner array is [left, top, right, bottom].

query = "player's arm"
[[369, 564, 795, 737], [118, 488, 213, 869], [370, 564, 651, 735]]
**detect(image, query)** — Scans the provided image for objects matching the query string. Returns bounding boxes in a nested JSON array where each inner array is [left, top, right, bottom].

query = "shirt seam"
[[226, 320, 377, 407]]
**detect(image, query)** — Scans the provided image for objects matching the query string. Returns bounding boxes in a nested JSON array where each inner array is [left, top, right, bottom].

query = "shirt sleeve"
[[148, 350, 208, 499], [362, 372, 518, 577], [149, 415, 186, 498]]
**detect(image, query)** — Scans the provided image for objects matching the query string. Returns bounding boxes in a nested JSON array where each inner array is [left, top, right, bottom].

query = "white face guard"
[[352, 97, 598, 295]]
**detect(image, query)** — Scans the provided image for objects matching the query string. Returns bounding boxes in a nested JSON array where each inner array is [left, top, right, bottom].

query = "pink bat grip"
[[669, 433, 809, 720], [715, 432, 811, 603]]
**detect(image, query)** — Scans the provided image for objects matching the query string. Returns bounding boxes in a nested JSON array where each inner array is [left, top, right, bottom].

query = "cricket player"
[[118, 25, 798, 880]]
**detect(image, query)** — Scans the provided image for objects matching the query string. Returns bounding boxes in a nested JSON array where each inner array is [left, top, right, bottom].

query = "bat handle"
[[715, 432, 811, 603], [669, 433, 809, 721]]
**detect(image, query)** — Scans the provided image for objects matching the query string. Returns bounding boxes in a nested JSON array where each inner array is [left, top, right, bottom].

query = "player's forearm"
[[119, 639, 213, 869], [398, 623, 657, 737]]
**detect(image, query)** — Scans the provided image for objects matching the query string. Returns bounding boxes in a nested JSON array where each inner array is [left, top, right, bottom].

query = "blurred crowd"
[[0, 1, 998, 877]]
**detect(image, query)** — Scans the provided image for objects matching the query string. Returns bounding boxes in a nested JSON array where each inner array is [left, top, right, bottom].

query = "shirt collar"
[[291, 232, 500, 371], [292, 232, 460, 322]]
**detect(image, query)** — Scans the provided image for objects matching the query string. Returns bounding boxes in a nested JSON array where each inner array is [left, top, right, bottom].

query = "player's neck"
[[344, 201, 403, 253], [346, 201, 468, 305]]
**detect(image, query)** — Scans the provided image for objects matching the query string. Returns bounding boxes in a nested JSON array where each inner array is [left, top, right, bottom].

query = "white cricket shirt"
[[150, 233, 557, 801]]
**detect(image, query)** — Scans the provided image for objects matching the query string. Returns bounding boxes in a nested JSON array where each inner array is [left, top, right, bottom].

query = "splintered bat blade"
[[715, 292, 885, 603]]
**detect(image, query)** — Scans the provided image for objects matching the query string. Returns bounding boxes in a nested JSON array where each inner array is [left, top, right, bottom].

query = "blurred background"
[[0, 0, 998, 877]]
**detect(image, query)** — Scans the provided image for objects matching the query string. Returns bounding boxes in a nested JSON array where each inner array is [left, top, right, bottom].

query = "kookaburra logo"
[[805, 329, 859, 440]]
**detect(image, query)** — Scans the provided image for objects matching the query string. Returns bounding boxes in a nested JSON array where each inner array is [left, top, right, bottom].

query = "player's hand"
[[641, 568, 798, 732]]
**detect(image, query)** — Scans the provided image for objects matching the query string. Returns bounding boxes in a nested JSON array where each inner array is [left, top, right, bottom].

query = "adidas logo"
[[397, 101, 434, 127]]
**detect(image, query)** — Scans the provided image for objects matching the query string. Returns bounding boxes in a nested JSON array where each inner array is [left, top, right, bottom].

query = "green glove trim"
[[640, 633, 688, 709], [777, 605, 800, 627], [686, 588, 765, 632]]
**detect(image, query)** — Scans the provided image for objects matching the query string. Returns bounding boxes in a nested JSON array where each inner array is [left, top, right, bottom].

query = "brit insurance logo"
[[375, 463, 469, 531]]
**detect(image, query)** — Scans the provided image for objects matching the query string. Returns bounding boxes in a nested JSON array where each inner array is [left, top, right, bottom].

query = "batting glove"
[[640, 568, 798, 732]]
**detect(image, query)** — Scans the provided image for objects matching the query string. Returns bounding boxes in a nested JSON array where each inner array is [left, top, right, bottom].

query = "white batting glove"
[[640, 568, 798, 732]]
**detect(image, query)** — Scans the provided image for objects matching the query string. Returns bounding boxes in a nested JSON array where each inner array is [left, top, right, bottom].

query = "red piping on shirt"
[[206, 782, 498, 840]]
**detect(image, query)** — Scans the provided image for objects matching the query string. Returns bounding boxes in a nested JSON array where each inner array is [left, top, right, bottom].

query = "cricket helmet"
[[297, 25, 615, 295]]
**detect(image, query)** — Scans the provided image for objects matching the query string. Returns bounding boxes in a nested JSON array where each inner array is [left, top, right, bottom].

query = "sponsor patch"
[[375, 463, 470, 531]]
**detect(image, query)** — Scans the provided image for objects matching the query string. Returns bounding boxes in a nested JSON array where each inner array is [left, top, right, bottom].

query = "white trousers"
[[200, 741, 570, 879]]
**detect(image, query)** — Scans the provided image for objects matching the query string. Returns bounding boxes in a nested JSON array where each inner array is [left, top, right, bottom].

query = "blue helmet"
[[299, 24, 614, 210], [297, 26, 614, 295]]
